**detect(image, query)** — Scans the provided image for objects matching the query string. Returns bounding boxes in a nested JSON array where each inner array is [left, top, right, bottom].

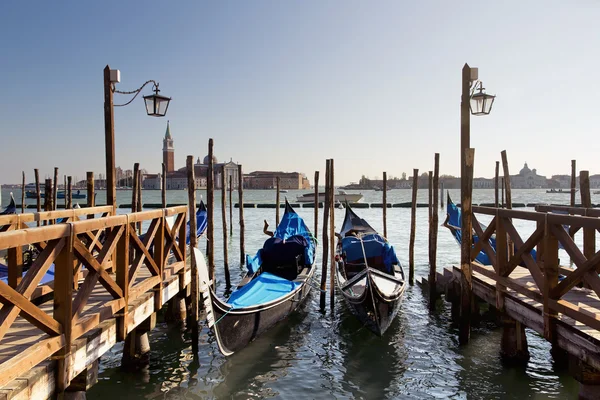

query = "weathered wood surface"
[[0, 205, 191, 398]]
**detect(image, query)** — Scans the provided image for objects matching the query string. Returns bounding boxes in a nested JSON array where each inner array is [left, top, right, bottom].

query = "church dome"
[[203, 155, 218, 165], [519, 162, 531, 175]]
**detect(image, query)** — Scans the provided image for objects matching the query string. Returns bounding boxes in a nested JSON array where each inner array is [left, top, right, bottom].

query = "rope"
[[214, 306, 234, 325]]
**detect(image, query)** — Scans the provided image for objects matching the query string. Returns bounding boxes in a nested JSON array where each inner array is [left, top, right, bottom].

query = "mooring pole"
[[67, 177, 72, 209], [186, 156, 199, 330], [207, 139, 215, 285], [409, 169, 418, 285], [238, 164, 245, 266], [53, 167, 58, 211], [131, 164, 139, 214], [162, 162, 167, 208], [459, 148, 475, 345], [501, 151, 512, 210], [383, 171, 387, 238], [320, 160, 330, 310], [276, 177, 280, 226], [222, 165, 231, 289], [44, 179, 52, 214], [21, 171, 25, 214], [87, 171, 95, 219], [103, 65, 116, 212], [329, 159, 335, 309], [63, 175, 67, 209], [34, 169, 40, 226], [429, 154, 440, 308], [495, 161, 500, 208], [571, 160, 577, 207], [314, 171, 319, 239], [229, 175, 233, 236]]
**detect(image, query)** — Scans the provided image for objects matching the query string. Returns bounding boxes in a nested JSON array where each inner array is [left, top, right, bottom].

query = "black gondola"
[[198, 200, 317, 356], [335, 204, 406, 336], [0, 193, 16, 216]]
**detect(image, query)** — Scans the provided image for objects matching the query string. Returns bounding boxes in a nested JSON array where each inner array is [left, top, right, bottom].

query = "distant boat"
[[546, 188, 578, 194], [297, 190, 362, 204], [374, 187, 391, 192], [279, 190, 288, 193], [594, 190, 600, 195]]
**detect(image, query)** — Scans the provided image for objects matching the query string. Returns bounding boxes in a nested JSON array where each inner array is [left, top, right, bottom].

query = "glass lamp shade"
[[143, 92, 171, 117], [470, 90, 495, 116]]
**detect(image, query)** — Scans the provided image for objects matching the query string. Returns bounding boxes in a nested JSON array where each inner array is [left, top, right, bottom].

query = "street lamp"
[[459, 63, 494, 345], [103, 65, 171, 208]]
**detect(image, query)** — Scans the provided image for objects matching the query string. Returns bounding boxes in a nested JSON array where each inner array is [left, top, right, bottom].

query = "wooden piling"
[[207, 139, 215, 283], [229, 175, 233, 236], [238, 164, 245, 266], [501, 151, 512, 209], [409, 168, 418, 285], [383, 171, 387, 238], [221, 165, 231, 289], [53, 167, 58, 211], [440, 182, 444, 209], [186, 156, 199, 324], [580, 171, 595, 278], [428, 171, 433, 225], [314, 171, 319, 237], [495, 161, 500, 208], [137, 169, 143, 233], [63, 175, 67, 209], [459, 148, 475, 345], [44, 179, 52, 214], [320, 160, 330, 309], [87, 172, 95, 209], [501, 177, 505, 207], [161, 163, 167, 208], [276, 177, 281, 226], [131, 164, 139, 213], [429, 153, 439, 307], [67, 176, 72, 209], [34, 169, 41, 226], [21, 171, 25, 214], [329, 159, 335, 308], [571, 160, 577, 207]]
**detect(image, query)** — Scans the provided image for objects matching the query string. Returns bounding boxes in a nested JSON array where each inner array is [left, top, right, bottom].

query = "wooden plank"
[[0, 283, 61, 336], [129, 276, 162, 302], [0, 335, 64, 389]]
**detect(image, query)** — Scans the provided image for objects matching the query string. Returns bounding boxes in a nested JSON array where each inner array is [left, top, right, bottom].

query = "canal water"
[[1, 188, 592, 398]]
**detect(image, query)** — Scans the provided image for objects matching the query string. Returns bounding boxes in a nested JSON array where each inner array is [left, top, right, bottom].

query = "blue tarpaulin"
[[0, 263, 56, 285], [342, 234, 399, 273], [226, 272, 300, 308]]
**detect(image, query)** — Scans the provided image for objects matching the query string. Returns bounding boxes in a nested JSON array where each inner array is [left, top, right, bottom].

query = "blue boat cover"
[[186, 207, 207, 245], [246, 205, 315, 274], [226, 272, 300, 308], [0, 263, 56, 285], [342, 234, 399, 273]]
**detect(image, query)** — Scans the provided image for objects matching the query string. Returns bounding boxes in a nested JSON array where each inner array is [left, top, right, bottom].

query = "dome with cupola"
[[203, 155, 218, 165]]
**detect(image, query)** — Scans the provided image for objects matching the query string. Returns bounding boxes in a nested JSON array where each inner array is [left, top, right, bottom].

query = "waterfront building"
[[142, 173, 162, 190], [163, 121, 175, 172], [245, 171, 310, 190], [510, 163, 547, 188]]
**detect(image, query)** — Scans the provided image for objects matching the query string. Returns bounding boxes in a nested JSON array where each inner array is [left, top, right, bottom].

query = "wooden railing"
[[0, 206, 188, 389], [471, 206, 600, 341]]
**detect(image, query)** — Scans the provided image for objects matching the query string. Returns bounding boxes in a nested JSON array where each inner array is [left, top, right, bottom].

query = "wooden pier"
[[0, 205, 194, 399], [425, 204, 600, 398]]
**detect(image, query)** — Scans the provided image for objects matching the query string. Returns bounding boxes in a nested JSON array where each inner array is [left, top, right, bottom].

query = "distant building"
[[245, 171, 310, 189], [163, 121, 175, 172], [142, 173, 162, 190], [510, 163, 547, 188]]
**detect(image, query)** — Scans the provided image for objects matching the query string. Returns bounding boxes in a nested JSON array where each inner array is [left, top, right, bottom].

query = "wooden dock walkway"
[[0, 205, 194, 399], [426, 204, 600, 397]]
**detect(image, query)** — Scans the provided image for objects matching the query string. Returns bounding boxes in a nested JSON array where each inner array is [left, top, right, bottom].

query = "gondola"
[[0, 193, 16, 216], [335, 203, 406, 336], [443, 194, 536, 264], [199, 200, 317, 356]]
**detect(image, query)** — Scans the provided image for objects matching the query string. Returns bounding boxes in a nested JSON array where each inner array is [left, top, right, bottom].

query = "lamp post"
[[103, 65, 171, 209], [459, 63, 495, 345]]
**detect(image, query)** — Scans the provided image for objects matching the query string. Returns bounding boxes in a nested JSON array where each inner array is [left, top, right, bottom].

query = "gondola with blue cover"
[[0, 193, 16, 216], [198, 200, 316, 356], [335, 204, 406, 336]]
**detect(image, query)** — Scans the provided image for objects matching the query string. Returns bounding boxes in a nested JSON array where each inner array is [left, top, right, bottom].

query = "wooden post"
[[314, 171, 319, 237], [44, 179, 52, 213], [67, 177, 72, 209], [409, 169, 418, 285], [63, 175, 67, 209], [460, 63, 471, 213], [501, 177, 505, 207], [87, 172, 95, 208], [543, 218, 559, 344], [103, 65, 116, 211], [161, 162, 167, 208], [320, 160, 330, 309], [383, 171, 387, 238], [238, 164, 245, 266], [580, 171, 595, 281], [495, 161, 500, 208], [428, 171, 433, 225], [207, 138, 215, 284], [429, 153, 440, 307], [131, 164, 139, 214], [571, 160, 576, 207], [53, 167, 58, 210], [459, 148, 475, 345], [187, 156, 199, 323], [276, 176, 281, 226], [21, 171, 25, 214], [229, 175, 233, 236], [501, 151, 512, 209], [34, 169, 40, 226], [137, 169, 143, 234], [329, 159, 335, 308], [222, 165, 231, 289], [440, 182, 444, 209]]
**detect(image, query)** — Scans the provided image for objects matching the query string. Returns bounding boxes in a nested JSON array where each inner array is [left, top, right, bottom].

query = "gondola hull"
[[208, 266, 316, 355], [336, 266, 405, 336]]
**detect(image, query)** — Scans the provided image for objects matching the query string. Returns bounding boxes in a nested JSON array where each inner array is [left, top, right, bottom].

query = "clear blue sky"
[[2, 1, 599, 185]]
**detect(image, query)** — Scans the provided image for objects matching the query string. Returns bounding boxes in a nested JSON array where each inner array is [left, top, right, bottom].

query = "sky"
[[2, 1, 600, 185]]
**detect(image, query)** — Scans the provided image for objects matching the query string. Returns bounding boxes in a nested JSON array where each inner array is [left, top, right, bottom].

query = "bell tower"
[[162, 121, 174, 172]]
